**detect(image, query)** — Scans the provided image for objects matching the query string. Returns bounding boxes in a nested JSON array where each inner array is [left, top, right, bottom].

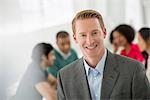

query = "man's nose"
[[86, 35, 94, 45], [64, 44, 70, 49]]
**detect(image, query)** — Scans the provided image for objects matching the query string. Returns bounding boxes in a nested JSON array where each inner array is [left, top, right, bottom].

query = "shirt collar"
[[84, 49, 107, 76], [56, 47, 71, 59]]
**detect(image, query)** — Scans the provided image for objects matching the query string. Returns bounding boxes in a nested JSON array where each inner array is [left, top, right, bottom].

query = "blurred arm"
[[35, 81, 56, 100]]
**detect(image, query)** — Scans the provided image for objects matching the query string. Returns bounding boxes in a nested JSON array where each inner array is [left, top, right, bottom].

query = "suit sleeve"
[[57, 72, 66, 100], [132, 62, 150, 99]]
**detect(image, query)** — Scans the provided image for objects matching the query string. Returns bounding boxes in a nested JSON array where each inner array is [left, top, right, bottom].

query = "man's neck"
[[57, 48, 71, 59], [84, 48, 105, 68]]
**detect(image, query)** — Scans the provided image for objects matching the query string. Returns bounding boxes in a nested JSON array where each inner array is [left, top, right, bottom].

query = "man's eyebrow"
[[91, 29, 100, 32], [78, 29, 100, 35], [78, 32, 86, 35]]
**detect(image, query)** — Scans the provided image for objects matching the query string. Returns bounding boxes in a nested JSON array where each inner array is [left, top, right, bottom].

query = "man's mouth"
[[85, 45, 97, 50]]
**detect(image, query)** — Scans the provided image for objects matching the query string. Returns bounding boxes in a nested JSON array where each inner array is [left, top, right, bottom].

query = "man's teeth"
[[86, 45, 96, 49]]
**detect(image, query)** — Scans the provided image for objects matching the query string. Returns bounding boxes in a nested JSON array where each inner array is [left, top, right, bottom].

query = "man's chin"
[[84, 52, 97, 58], [64, 51, 70, 55], [47, 64, 53, 67]]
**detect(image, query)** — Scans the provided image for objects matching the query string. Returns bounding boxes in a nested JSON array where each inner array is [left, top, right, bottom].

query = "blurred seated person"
[[13, 43, 56, 100], [109, 24, 144, 63], [138, 27, 150, 81], [48, 31, 78, 78]]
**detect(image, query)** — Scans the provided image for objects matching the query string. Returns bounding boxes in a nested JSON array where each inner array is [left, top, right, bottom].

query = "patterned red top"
[[121, 43, 144, 63]]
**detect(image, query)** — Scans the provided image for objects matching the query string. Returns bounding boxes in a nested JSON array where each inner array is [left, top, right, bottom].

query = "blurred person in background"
[[109, 24, 144, 63], [138, 27, 150, 82], [109, 29, 120, 53], [48, 31, 78, 78], [12, 43, 56, 100]]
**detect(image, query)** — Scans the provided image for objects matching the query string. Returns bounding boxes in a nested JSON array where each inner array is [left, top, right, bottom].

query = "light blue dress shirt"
[[84, 49, 107, 100]]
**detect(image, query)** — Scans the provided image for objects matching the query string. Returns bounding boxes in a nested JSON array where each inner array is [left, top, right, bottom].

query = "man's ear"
[[103, 28, 107, 38], [73, 33, 78, 43], [41, 55, 47, 61]]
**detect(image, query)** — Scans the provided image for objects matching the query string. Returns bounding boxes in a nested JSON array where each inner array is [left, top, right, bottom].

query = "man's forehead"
[[57, 36, 70, 40], [75, 25, 102, 33]]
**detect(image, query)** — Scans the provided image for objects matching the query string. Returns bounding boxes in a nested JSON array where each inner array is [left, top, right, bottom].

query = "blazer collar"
[[101, 50, 119, 99], [73, 58, 92, 99]]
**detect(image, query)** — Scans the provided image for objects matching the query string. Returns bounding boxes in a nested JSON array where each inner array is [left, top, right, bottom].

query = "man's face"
[[45, 50, 55, 67], [73, 18, 106, 58], [57, 37, 71, 54]]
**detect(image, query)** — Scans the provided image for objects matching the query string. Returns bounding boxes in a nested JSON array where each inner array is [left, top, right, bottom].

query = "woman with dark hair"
[[13, 43, 56, 100], [138, 27, 150, 82], [109, 24, 144, 63]]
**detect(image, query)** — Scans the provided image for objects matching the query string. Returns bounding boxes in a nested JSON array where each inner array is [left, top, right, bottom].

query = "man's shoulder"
[[112, 53, 145, 73], [58, 58, 81, 75], [54, 49, 60, 55], [71, 48, 78, 53], [114, 53, 143, 66]]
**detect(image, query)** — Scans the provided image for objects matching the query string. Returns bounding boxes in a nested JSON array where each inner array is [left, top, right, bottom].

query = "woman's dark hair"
[[139, 27, 150, 70], [112, 24, 135, 44], [31, 43, 53, 62], [109, 29, 115, 44], [142, 51, 148, 70], [139, 27, 150, 45]]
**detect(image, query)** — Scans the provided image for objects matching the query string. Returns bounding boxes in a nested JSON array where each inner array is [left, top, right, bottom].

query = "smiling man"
[[57, 10, 150, 100]]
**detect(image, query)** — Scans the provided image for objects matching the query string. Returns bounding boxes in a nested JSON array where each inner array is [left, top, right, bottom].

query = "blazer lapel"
[[73, 58, 92, 99], [101, 51, 120, 99]]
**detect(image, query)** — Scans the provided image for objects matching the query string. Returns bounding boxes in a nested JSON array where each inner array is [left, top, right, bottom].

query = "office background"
[[0, 0, 150, 100]]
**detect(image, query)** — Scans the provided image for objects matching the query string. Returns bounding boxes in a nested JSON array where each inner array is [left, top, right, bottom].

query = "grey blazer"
[[57, 51, 150, 100]]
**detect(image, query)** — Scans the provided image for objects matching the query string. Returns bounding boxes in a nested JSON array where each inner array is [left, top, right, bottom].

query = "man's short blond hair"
[[72, 9, 105, 34]]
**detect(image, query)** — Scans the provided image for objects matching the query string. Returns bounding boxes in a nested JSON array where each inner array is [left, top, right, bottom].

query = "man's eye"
[[80, 34, 86, 37], [93, 32, 98, 35]]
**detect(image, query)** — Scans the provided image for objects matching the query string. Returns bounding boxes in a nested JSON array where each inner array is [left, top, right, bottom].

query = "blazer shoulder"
[[58, 58, 82, 76], [113, 53, 145, 74], [114, 53, 143, 65]]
